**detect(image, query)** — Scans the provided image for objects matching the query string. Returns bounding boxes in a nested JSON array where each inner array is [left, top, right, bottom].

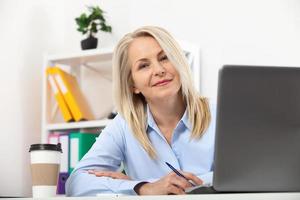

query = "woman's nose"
[[153, 62, 166, 76]]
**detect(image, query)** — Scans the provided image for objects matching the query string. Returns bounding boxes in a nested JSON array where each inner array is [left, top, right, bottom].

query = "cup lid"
[[29, 143, 62, 153]]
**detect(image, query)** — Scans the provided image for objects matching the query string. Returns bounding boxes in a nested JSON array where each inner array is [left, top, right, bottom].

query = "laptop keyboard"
[[186, 186, 217, 194]]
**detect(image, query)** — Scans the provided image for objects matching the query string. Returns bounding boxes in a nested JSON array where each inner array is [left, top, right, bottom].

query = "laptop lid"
[[213, 65, 300, 192]]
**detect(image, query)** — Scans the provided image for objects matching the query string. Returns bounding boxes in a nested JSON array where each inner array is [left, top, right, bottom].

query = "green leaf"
[[91, 22, 98, 33], [75, 5, 112, 35]]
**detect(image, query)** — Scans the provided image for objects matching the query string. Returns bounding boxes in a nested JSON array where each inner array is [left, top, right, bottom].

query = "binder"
[[58, 133, 69, 173], [69, 132, 99, 173], [54, 133, 69, 195], [51, 67, 94, 122], [47, 132, 60, 144], [57, 172, 69, 194], [48, 132, 70, 195], [46, 68, 74, 122]]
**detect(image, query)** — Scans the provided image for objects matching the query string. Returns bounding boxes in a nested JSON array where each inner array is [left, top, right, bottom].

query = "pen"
[[165, 162, 196, 187]]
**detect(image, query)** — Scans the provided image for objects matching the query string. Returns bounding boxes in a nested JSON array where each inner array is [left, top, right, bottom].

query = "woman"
[[66, 26, 215, 196]]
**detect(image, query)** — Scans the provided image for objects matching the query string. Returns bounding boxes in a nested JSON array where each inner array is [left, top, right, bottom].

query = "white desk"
[[9, 193, 300, 200]]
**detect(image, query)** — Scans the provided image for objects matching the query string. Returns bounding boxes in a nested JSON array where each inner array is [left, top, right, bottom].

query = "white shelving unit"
[[41, 48, 114, 142], [178, 40, 201, 92]]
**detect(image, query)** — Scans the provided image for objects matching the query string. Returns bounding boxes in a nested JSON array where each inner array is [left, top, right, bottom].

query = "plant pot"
[[81, 36, 98, 50]]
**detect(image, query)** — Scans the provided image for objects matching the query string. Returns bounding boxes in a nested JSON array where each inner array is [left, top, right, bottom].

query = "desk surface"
[[9, 193, 300, 200]]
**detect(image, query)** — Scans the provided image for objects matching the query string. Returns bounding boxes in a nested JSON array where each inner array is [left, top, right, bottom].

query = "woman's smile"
[[152, 79, 172, 87]]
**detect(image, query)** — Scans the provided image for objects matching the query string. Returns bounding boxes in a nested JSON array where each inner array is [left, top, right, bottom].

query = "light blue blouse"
[[66, 104, 216, 196]]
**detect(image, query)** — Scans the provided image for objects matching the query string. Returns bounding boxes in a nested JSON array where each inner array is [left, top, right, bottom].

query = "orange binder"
[[51, 67, 94, 121], [46, 68, 74, 122]]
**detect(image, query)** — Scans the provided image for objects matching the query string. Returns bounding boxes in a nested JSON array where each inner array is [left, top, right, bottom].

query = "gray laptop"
[[189, 65, 300, 194], [212, 65, 300, 192]]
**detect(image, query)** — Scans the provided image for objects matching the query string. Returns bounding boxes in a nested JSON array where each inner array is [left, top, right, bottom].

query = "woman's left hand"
[[88, 170, 131, 180]]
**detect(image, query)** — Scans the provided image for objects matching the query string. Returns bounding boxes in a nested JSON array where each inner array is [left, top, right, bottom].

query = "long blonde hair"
[[112, 26, 211, 159]]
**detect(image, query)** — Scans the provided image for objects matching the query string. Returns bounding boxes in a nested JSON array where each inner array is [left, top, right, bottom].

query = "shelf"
[[46, 119, 112, 131], [42, 49, 115, 142], [45, 48, 113, 66]]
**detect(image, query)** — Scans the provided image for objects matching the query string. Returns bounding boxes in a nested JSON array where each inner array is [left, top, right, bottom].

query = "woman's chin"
[[152, 91, 179, 101]]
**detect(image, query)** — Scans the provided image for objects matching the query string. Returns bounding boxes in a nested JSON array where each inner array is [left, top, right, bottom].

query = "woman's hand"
[[135, 171, 203, 195], [88, 170, 131, 180]]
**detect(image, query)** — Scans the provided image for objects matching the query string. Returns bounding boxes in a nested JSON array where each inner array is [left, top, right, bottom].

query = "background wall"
[[0, 0, 300, 197], [129, 0, 300, 98]]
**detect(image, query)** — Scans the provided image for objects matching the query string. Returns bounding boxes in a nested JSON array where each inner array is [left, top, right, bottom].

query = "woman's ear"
[[132, 85, 140, 94]]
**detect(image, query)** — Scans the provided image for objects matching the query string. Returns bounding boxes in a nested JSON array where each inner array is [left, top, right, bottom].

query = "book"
[[69, 132, 99, 173], [50, 67, 94, 122], [46, 68, 74, 122]]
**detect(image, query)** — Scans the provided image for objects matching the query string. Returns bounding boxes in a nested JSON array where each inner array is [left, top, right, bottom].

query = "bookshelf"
[[41, 48, 114, 142]]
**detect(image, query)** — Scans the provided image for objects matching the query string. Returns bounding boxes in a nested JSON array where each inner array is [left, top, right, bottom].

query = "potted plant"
[[75, 6, 112, 50]]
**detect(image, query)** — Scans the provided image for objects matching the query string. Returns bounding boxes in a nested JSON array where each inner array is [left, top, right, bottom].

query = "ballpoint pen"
[[165, 162, 196, 187]]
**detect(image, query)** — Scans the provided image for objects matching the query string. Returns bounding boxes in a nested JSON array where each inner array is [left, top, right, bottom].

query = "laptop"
[[189, 65, 300, 194]]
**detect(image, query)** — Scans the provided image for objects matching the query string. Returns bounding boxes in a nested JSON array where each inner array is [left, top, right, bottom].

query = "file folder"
[[47, 132, 59, 144], [57, 172, 69, 194], [51, 67, 94, 122], [46, 67, 74, 122], [58, 133, 69, 173], [69, 132, 99, 173]]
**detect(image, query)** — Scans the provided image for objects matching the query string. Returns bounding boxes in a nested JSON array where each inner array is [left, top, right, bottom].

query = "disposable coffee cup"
[[29, 143, 62, 198]]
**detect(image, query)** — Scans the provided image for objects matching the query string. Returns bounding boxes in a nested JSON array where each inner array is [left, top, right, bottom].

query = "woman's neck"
[[147, 94, 186, 129]]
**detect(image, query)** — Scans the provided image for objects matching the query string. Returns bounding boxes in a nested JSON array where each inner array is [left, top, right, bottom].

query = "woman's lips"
[[153, 79, 172, 86]]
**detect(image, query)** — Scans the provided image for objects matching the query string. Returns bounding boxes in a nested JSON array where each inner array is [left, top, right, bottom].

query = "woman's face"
[[128, 36, 181, 102]]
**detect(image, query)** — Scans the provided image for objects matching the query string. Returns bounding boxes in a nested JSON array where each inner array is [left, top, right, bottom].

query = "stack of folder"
[[47, 131, 70, 194], [46, 66, 100, 194], [48, 131, 99, 194], [46, 66, 94, 122]]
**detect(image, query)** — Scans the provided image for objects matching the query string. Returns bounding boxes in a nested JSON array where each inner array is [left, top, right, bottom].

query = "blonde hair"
[[112, 26, 211, 159]]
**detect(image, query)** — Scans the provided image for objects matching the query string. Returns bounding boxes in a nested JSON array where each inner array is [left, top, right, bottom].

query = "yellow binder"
[[46, 68, 74, 122], [51, 67, 94, 122]]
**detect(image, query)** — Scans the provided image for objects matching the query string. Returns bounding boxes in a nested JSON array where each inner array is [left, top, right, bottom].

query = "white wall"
[[1, 0, 300, 197], [0, 0, 128, 196], [129, 0, 300, 99]]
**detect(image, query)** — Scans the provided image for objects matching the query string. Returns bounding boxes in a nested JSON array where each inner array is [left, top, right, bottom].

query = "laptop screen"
[[213, 65, 300, 192]]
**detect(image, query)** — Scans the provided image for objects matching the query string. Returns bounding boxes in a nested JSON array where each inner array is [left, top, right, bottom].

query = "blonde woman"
[[66, 26, 215, 196]]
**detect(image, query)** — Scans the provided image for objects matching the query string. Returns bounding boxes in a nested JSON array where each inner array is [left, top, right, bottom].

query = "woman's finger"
[[89, 170, 130, 180], [167, 185, 185, 195], [95, 171, 112, 176], [170, 175, 193, 189], [180, 171, 203, 186]]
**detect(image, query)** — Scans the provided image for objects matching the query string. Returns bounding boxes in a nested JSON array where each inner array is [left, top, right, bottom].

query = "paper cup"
[[29, 143, 62, 198]]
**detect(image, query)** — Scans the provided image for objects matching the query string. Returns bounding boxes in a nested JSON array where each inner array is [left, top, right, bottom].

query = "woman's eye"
[[138, 63, 149, 69], [160, 55, 168, 61]]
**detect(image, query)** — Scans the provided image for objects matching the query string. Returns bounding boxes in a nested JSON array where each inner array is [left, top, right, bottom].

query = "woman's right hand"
[[135, 172, 203, 195]]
